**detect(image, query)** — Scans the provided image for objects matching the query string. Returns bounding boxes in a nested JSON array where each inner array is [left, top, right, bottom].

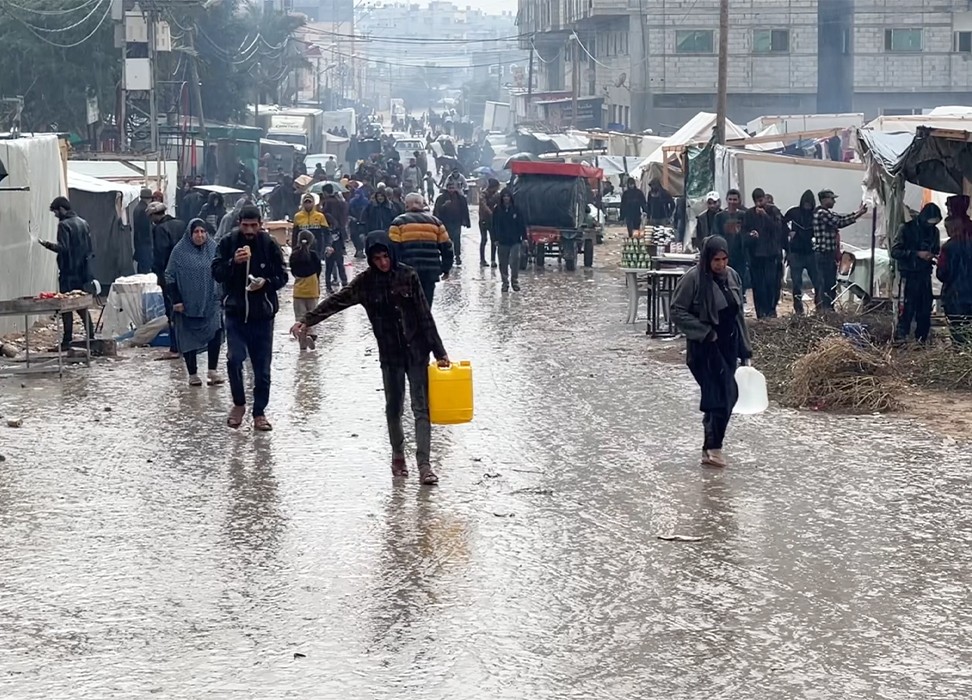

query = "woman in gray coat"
[[671, 235, 752, 468]]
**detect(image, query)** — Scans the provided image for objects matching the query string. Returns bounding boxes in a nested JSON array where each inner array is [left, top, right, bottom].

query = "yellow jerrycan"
[[428, 360, 474, 425]]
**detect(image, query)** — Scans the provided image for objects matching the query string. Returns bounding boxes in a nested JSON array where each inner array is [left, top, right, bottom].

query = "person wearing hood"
[[478, 178, 501, 268], [784, 190, 818, 316], [892, 203, 942, 343], [40, 197, 95, 351], [671, 235, 753, 468], [348, 186, 371, 258], [433, 181, 471, 267], [389, 193, 454, 306], [743, 188, 786, 319], [291, 232, 451, 485], [133, 188, 154, 274], [149, 201, 185, 359], [165, 218, 224, 386], [620, 178, 647, 237], [364, 188, 397, 235], [290, 229, 323, 350], [938, 196, 972, 344], [212, 205, 289, 431], [694, 191, 722, 248], [490, 189, 526, 292], [198, 192, 226, 232], [180, 183, 206, 223], [645, 179, 676, 225], [216, 197, 248, 240]]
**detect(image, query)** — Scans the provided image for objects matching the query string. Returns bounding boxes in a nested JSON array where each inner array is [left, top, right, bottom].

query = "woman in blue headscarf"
[[165, 218, 224, 386]]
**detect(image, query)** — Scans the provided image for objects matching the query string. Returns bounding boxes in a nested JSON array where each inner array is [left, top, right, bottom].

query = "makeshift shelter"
[[0, 134, 62, 333], [67, 169, 142, 289], [68, 159, 178, 209]]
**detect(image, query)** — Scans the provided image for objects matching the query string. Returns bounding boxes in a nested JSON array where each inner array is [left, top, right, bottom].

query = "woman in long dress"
[[165, 218, 224, 386]]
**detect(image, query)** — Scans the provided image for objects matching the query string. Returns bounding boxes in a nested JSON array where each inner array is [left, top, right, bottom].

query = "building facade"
[[518, 0, 972, 131]]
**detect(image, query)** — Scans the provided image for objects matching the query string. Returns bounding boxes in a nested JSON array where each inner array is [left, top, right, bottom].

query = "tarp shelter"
[[67, 170, 142, 289], [647, 112, 748, 165], [858, 126, 972, 251], [68, 159, 178, 211], [0, 134, 63, 333]]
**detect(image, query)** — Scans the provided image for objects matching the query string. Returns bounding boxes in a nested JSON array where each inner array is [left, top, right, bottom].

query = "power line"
[[0, 0, 99, 17], [2, 0, 112, 48], [8, 0, 109, 33]]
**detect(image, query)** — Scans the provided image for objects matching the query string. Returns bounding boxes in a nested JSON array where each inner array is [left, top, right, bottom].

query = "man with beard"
[[433, 181, 471, 267], [714, 189, 749, 300]]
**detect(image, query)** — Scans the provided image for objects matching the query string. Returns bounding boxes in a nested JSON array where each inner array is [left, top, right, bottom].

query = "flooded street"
[[2, 220, 972, 699]]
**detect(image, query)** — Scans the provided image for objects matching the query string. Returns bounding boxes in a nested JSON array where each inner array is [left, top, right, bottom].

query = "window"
[[885, 28, 922, 52], [753, 29, 789, 53], [620, 32, 628, 55], [676, 29, 714, 54], [955, 31, 972, 53]]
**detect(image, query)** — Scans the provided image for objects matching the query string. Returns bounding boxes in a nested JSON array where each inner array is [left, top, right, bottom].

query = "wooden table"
[[0, 295, 95, 375]]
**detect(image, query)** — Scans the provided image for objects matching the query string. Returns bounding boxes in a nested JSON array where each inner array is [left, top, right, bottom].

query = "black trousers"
[[479, 223, 496, 264], [325, 247, 348, 290], [750, 257, 780, 319], [184, 330, 223, 374], [815, 252, 838, 311], [788, 252, 817, 316], [703, 411, 731, 451], [897, 273, 933, 342], [61, 310, 94, 348]]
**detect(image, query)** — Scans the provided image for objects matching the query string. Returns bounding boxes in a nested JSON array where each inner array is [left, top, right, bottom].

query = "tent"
[[67, 170, 142, 290], [68, 159, 178, 210], [645, 111, 748, 165], [0, 134, 62, 333]]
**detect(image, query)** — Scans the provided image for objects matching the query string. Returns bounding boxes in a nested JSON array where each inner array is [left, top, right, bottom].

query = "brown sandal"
[[227, 405, 245, 429], [419, 466, 439, 485], [391, 455, 408, 477], [253, 416, 273, 432]]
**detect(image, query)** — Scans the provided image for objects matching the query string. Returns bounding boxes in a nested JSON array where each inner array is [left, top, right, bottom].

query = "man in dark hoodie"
[[743, 187, 785, 318], [891, 203, 942, 343], [41, 197, 95, 351], [291, 231, 450, 485], [645, 179, 676, 225], [784, 190, 818, 316], [938, 196, 972, 344], [198, 192, 226, 232], [132, 188, 154, 273], [433, 181, 471, 266], [149, 201, 185, 359], [364, 188, 397, 235], [212, 205, 288, 431], [620, 177, 647, 237]]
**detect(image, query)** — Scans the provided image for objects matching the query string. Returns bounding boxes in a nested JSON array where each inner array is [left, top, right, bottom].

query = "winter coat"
[[744, 205, 785, 259], [44, 213, 93, 291], [490, 201, 527, 246], [132, 200, 153, 267], [645, 187, 675, 222], [152, 215, 185, 286], [433, 192, 471, 230], [300, 231, 447, 367], [211, 229, 288, 321], [388, 210, 455, 278], [938, 231, 972, 313], [891, 203, 942, 275]]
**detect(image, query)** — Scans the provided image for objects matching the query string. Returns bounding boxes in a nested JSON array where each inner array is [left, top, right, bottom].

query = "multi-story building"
[[518, 0, 972, 131]]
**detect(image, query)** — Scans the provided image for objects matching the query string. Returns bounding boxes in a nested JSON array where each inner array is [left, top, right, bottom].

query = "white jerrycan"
[[733, 365, 769, 415]]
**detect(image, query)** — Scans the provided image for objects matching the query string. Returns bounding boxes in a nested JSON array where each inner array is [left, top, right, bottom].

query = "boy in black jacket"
[[212, 206, 289, 431], [291, 231, 450, 485]]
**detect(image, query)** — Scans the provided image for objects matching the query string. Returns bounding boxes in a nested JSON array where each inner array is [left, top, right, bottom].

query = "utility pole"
[[526, 38, 535, 121], [715, 0, 729, 143], [188, 26, 207, 143], [570, 36, 579, 129], [148, 9, 158, 155]]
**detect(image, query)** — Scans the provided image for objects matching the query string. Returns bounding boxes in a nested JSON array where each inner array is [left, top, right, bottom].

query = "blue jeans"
[[225, 315, 274, 417]]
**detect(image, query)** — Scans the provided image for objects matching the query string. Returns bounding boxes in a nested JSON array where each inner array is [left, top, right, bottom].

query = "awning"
[[67, 169, 141, 207], [858, 127, 972, 194]]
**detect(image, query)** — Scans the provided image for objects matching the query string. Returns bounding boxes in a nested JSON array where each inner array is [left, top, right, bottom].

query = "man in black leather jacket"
[[41, 197, 95, 351]]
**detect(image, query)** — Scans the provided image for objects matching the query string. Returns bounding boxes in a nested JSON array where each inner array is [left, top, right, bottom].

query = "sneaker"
[[253, 415, 273, 432], [207, 370, 225, 386], [455, 257, 463, 267], [188, 374, 203, 387], [227, 405, 245, 429], [511, 283, 520, 292]]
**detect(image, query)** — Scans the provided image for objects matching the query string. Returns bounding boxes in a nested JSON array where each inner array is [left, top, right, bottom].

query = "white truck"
[[321, 108, 356, 137], [265, 108, 324, 155]]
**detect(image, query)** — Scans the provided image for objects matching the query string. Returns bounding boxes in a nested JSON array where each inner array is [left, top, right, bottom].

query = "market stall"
[[0, 294, 95, 375]]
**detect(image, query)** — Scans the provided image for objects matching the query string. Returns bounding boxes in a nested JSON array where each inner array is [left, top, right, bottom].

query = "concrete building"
[[517, 0, 972, 131]]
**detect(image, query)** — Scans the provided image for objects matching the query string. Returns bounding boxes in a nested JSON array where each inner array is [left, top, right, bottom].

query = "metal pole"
[[715, 0, 729, 144], [148, 10, 158, 154], [868, 204, 877, 300], [570, 37, 579, 129], [119, 16, 127, 152], [526, 38, 535, 121]]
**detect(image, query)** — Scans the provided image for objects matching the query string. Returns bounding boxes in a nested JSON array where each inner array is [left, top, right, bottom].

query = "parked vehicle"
[[509, 161, 603, 271]]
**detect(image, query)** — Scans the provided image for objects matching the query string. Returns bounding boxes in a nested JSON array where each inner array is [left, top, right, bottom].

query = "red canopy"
[[509, 160, 604, 180]]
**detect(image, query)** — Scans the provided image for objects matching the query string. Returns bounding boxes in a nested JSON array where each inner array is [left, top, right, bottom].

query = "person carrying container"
[[290, 231, 451, 485]]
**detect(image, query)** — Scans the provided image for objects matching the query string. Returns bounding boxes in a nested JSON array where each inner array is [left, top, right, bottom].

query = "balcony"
[[564, 0, 633, 25]]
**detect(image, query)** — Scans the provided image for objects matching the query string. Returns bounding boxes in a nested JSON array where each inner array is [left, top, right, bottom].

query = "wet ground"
[[2, 216, 971, 698]]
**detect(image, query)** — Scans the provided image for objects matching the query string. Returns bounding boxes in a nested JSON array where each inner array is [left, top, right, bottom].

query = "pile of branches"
[[896, 343, 972, 393], [788, 336, 902, 413]]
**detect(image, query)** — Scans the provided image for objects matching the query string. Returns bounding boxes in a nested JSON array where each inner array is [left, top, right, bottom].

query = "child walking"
[[290, 229, 322, 350]]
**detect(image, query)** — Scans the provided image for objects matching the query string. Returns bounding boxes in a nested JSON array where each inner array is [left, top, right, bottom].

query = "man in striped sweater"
[[388, 193, 455, 307]]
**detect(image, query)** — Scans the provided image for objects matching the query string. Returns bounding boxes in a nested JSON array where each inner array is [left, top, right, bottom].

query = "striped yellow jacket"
[[387, 211, 454, 277]]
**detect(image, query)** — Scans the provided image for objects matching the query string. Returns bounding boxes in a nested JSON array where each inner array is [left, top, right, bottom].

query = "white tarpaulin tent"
[[68, 159, 178, 210], [0, 134, 64, 333], [644, 111, 748, 164]]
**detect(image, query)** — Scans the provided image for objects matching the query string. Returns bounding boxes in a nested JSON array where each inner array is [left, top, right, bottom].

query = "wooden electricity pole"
[[570, 36, 579, 129], [715, 0, 729, 143]]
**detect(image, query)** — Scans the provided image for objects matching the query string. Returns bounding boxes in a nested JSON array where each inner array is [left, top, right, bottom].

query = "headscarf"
[[166, 218, 220, 319], [697, 235, 731, 323]]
